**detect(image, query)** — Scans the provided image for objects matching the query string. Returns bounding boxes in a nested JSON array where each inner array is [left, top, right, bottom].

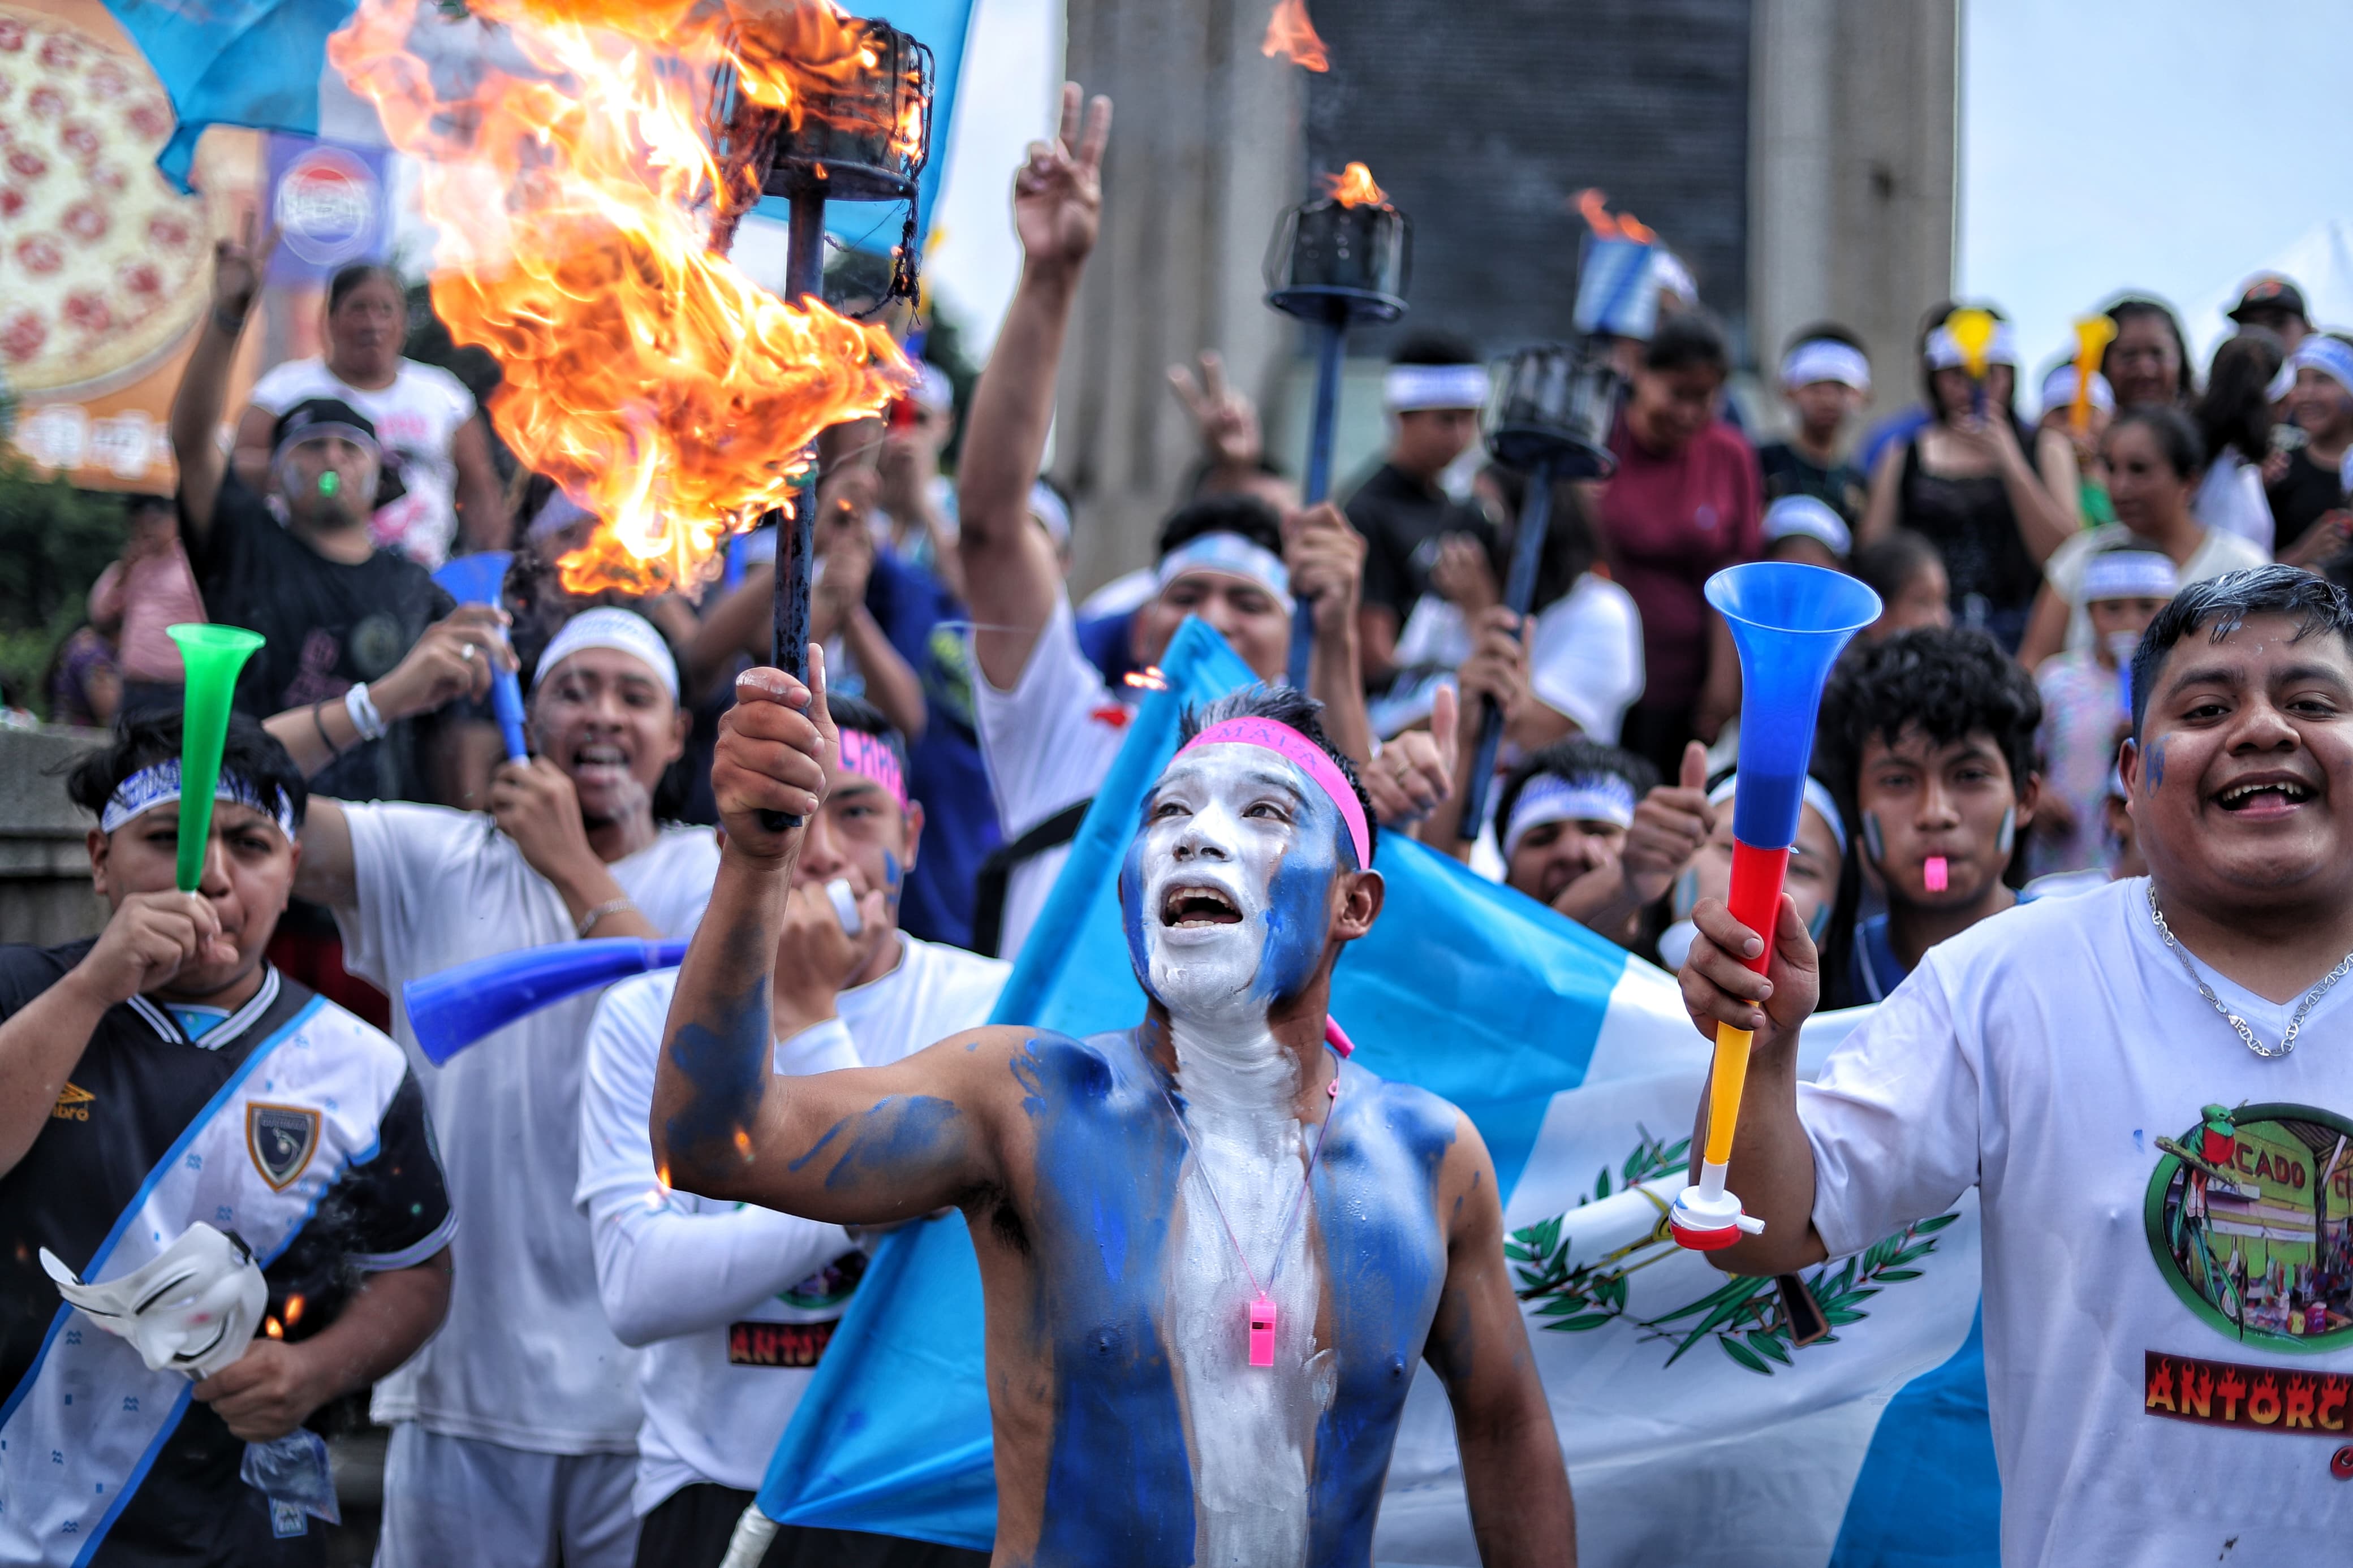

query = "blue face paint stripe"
[[2146, 737, 2166, 793]]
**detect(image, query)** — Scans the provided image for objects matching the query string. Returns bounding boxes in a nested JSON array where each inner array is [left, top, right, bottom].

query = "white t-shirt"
[[1382, 574, 1646, 742], [2192, 448, 2275, 557], [334, 804, 719, 1453], [2044, 524, 2270, 654], [577, 933, 1007, 1513], [248, 357, 479, 569], [973, 592, 1133, 960], [1800, 878, 2353, 1567]]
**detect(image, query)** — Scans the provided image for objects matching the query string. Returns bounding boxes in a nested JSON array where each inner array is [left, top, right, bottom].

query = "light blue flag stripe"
[[1827, 1306, 2001, 1565], [104, 1, 353, 189]]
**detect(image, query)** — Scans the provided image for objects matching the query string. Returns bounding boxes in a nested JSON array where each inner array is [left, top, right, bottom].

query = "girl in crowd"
[[1594, 311, 1761, 775], [1851, 529, 1954, 642], [2270, 333, 2353, 564], [2031, 362, 2115, 530], [2100, 295, 2196, 409], [1860, 301, 2074, 651], [2191, 329, 2285, 552], [235, 264, 507, 568], [2014, 405, 2267, 669]]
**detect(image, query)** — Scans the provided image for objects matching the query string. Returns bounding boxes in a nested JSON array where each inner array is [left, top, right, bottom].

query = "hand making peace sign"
[[1014, 81, 1113, 273]]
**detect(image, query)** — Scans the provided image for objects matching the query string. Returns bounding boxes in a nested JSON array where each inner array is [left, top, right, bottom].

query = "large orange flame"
[[1261, 0, 1328, 72], [329, 0, 915, 596], [1574, 188, 1654, 246], [1321, 162, 1386, 209]]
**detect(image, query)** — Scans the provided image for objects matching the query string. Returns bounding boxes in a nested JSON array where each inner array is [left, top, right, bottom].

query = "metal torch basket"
[[1485, 340, 1621, 480], [1264, 196, 1411, 325], [709, 15, 934, 205]]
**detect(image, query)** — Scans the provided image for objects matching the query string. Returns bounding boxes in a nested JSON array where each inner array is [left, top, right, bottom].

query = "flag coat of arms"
[[751, 618, 2002, 1565]]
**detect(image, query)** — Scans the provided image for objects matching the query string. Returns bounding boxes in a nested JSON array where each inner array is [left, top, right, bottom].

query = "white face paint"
[[1124, 741, 1345, 1563]]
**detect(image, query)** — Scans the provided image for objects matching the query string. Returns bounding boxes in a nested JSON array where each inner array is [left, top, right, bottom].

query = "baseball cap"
[[2227, 275, 2308, 325], [270, 398, 404, 507], [271, 397, 381, 457]]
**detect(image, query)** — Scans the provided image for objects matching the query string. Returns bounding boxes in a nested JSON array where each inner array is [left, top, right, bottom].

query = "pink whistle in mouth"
[[1248, 1293, 1277, 1367], [1924, 856, 1949, 893]]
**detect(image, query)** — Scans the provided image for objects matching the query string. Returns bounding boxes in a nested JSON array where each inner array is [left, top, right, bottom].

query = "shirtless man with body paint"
[[652, 653, 1572, 1567]]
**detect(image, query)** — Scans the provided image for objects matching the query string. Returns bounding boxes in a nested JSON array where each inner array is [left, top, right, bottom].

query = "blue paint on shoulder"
[[818, 1095, 963, 1191], [1014, 1029, 1197, 1567], [786, 1118, 847, 1174], [1307, 1063, 1456, 1565]]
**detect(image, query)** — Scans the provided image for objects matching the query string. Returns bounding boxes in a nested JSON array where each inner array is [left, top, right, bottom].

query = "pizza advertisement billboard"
[[2, 0, 264, 494]]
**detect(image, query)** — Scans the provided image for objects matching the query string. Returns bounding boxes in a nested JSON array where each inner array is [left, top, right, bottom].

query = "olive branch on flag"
[[1506, 1128, 1961, 1376]]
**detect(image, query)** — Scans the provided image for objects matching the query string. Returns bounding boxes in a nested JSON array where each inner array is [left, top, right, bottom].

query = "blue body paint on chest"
[[1018, 1030, 1196, 1567], [1307, 1076, 1455, 1565]]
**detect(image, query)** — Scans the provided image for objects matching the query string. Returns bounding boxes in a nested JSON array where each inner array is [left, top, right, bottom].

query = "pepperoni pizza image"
[[0, 7, 221, 395]]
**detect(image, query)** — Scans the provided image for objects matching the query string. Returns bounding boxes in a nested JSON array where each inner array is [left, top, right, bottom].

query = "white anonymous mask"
[[1120, 742, 1344, 1021], [41, 1223, 266, 1381]]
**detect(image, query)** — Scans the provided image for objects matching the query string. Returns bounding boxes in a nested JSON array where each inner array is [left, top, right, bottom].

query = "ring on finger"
[[460, 642, 476, 662]]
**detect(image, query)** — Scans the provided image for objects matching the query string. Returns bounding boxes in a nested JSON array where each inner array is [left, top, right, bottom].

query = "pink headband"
[[1174, 716, 1372, 870], [836, 730, 908, 810]]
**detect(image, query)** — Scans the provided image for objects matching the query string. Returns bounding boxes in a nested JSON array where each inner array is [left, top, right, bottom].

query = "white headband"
[[1028, 481, 1071, 548], [1925, 320, 2020, 372], [1779, 339, 1871, 392], [2080, 550, 2179, 603], [101, 759, 297, 841], [1709, 772, 1848, 856], [1383, 364, 1490, 412], [533, 607, 680, 700], [2039, 365, 2115, 415], [1502, 772, 1637, 860], [1761, 495, 1852, 556], [528, 489, 593, 541], [1154, 530, 1290, 602], [2290, 336, 2353, 399]]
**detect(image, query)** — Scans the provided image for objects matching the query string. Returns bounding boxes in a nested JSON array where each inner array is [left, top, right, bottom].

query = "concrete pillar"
[[1055, 0, 1303, 597], [0, 728, 109, 948], [1748, 0, 1957, 431]]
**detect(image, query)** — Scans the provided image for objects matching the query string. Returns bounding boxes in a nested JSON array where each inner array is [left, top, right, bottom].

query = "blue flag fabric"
[[102, 0, 360, 189]]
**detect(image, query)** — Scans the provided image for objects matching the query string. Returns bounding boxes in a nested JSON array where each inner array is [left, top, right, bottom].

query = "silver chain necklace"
[[2147, 883, 2353, 1059]]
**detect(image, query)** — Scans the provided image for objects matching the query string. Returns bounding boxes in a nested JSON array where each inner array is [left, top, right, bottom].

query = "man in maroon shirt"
[[1596, 312, 1762, 777]]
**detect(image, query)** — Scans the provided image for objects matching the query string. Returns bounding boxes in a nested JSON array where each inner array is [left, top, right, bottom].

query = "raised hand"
[[1363, 685, 1458, 829], [1013, 82, 1113, 274], [73, 891, 234, 1007], [1620, 741, 1716, 908], [369, 604, 512, 723], [1167, 351, 1263, 469], [210, 211, 279, 332], [712, 645, 838, 866], [1283, 500, 1365, 638]]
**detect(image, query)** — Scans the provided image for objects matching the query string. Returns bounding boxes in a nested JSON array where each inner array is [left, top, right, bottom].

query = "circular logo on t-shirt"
[[350, 611, 409, 680], [2144, 1101, 2353, 1353], [274, 146, 379, 267]]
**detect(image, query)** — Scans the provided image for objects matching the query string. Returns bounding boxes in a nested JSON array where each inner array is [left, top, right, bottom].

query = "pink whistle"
[[1924, 856, 1949, 893], [1248, 1293, 1277, 1367]]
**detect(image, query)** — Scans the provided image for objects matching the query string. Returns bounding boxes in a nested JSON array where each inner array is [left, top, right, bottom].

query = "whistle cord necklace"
[[1157, 1042, 1341, 1368]]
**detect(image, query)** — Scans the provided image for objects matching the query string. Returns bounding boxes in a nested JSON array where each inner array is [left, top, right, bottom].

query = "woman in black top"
[[1860, 301, 2075, 652], [2272, 334, 2353, 564]]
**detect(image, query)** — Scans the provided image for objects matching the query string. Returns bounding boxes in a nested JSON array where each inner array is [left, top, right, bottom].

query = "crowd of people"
[[10, 74, 2353, 1568]]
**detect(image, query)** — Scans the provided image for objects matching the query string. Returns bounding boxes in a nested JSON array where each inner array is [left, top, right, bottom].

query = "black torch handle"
[[1457, 459, 1556, 843], [1286, 314, 1347, 690], [758, 191, 831, 833]]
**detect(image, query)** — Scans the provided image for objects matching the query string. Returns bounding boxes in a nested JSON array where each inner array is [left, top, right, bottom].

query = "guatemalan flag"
[[749, 616, 2003, 1565], [97, 0, 975, 252]]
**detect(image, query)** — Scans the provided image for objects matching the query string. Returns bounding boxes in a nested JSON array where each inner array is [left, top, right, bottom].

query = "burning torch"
[[1668, 563, 1878, 1251], [1265, 162, 1409, 688], [710, 14, 934, 828]]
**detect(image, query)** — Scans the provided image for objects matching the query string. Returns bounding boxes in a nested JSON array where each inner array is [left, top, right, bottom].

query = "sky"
[[1960, 0, 2353, 396]]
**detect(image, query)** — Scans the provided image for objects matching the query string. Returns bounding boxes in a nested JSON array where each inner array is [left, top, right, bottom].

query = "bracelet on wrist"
[[344, 683, 388, 743], [310, 699, 349, 763], [575, 897, 639, 939], [210, 305, 249, 337]]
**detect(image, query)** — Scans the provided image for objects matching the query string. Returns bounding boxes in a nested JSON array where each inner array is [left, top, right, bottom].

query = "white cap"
[[2039, 365, 2115, 416], [533, 607, 680, 701]]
